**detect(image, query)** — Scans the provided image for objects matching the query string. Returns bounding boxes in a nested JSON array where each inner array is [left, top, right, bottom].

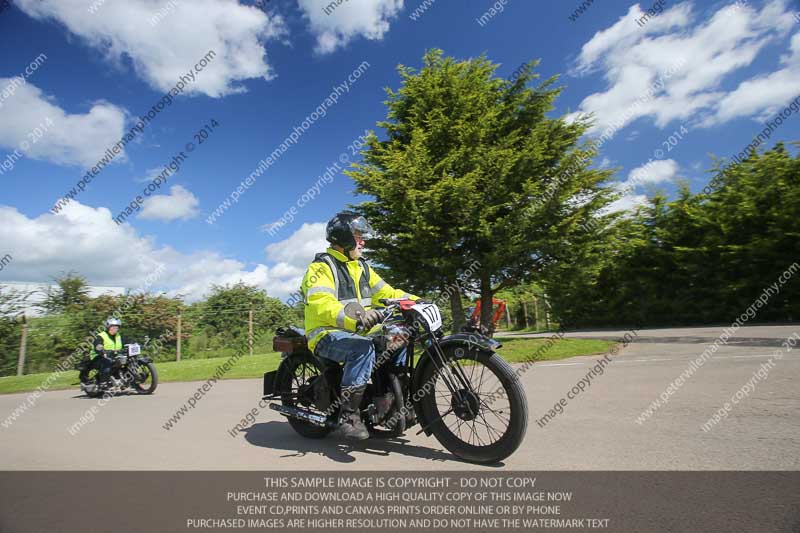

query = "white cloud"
[[572, 2, 693, 76], [139, 185, 200, 222], [0, 282, 125, 317], [0, 202, 327, 302], [569, 1, 798, 135], [0, 79, 126, 168], [625, 130, 641, 142], [626, 158, 679, 187], [0, 202, 159, 288], [15, 0, 287, 98], [266, 222, 327, 268], [135, 167, 167, 183], [710, 31, 800, 125], [297, 0, 403, 54], [602, 159, 679, 214], [604, 192, 651, 214]]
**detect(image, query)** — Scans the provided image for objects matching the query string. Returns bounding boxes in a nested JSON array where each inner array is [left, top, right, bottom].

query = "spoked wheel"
[[79, 366, 104, 398], [133, 362, 158, 394], [418, 345, 528, 464], [277, 353, 332, 439]]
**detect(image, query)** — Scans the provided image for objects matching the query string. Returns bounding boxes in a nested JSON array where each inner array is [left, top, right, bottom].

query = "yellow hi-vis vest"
[[301, 247, 416, 351], [95, 331, 123, 356]]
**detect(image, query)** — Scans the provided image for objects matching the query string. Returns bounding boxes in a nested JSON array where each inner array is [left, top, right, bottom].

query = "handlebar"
[[378, 297, 416, 306], [99, 347, 138, 356]]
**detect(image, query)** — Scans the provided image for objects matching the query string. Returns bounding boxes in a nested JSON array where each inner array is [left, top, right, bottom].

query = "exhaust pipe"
[[269, 403, 329, 427]]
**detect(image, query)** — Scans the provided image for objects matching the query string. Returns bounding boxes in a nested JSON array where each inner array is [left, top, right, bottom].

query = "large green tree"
[[190, 282, 292, 345], [347, 49, 617, 333], [38, 272, 90, 314], [544, 142, 800, 326]]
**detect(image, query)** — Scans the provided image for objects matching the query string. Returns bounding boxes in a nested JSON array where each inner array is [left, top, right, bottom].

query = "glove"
[[359, 309, 383, 329]]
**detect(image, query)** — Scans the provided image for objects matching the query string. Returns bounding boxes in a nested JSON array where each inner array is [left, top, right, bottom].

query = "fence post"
[[543, 294, 550, 330], [17, 313, 27, 376], [176, 311, 182, 361], [522, 301, 529, 329], [248, 305, 254, 356]]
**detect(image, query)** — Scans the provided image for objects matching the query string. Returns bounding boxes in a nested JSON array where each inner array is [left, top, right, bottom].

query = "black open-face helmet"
[[326, 211, 375, 252]]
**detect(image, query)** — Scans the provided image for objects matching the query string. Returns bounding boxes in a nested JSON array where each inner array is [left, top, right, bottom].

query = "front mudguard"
[[410, 333, 501, 436], [137, 356, 153, 364], [438, 332, 502, 352]]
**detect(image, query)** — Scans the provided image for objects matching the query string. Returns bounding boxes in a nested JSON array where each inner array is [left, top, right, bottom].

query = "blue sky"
[[1, 0, 799, 302]]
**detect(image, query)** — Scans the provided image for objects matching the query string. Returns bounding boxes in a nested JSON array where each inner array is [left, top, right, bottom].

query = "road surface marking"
[[533, 353, 799, 368]]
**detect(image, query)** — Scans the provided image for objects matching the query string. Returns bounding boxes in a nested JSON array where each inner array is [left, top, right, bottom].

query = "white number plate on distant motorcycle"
[[412, 303, 442, 332], [128, 344, 141, 356]]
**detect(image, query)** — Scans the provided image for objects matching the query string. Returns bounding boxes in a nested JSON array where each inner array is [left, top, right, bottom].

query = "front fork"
[[419, 337, 479, 422]]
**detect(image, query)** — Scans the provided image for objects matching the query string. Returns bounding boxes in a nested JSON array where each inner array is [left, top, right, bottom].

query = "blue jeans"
[[314, 331, 407, 389], [91, 354, 112, 382]]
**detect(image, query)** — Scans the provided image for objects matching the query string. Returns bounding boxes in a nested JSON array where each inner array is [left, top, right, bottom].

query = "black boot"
[[333, 385, 369, 440]]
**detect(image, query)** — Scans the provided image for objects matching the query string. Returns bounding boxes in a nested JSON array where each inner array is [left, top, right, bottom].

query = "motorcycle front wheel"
[[133, 362, 158, 394], [418, 346, 528, 464]]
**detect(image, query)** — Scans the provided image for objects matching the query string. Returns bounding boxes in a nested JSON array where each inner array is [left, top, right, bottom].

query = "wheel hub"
[[452, 389, 480, 421]]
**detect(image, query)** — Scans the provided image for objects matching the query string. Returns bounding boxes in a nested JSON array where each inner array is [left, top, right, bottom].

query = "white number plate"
[[412, 303, 442, 332], [128, 344, 141, 356]]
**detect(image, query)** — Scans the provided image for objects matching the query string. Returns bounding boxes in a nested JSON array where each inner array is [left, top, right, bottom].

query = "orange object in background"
[[470, 298, 507, 328]]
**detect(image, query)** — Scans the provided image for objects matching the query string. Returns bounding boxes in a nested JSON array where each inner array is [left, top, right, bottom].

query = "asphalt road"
[[1, 325, 798, 470]]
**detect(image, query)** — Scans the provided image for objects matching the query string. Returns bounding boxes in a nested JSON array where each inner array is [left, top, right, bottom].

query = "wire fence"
[[0, 294, 553, 377], [0, 303, 297, 377]]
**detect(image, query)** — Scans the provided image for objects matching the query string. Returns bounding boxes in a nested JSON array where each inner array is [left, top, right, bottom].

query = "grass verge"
[[0, 338, 614, 395], [498, 337, 614, 363]]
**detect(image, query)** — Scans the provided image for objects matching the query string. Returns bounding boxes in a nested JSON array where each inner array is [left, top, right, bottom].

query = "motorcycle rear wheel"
[[418, 346, 528, 464], [78, 367, 104, 398], [278, 353, 332, 439]]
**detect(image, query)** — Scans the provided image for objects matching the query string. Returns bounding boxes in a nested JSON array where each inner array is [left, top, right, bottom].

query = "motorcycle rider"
[[301, 211, 418, 440], [91, 318, 126, 386]]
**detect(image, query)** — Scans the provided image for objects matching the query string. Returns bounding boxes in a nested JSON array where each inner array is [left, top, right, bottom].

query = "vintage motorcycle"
[[262, 298, 528, 464], [77, 343, 158, 398]]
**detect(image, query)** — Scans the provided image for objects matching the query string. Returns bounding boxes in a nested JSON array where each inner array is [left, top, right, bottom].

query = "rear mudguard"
[[263, 356, 293, 399], [410, 333, 501, 436]]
